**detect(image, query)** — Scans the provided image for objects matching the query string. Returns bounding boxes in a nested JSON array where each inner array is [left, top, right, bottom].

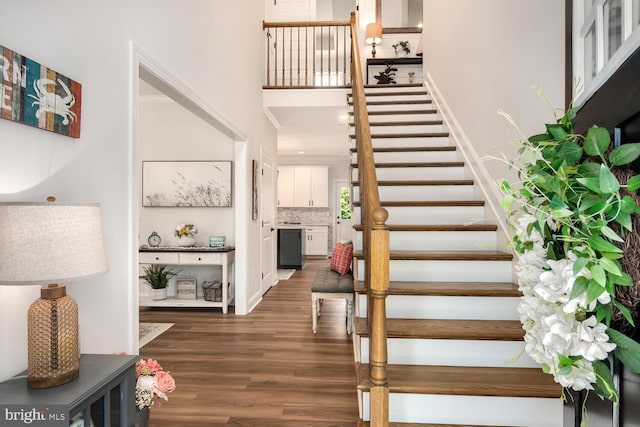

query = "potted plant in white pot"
[[141, 264, 179, 300]]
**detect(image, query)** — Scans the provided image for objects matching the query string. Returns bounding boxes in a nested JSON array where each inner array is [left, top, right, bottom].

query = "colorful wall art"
[[0, 44, 82, 138]]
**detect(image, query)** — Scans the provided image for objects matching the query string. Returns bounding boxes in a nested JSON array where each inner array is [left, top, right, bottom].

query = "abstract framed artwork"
[[142, 161, 232, 207], [252, 159, 259, 220]]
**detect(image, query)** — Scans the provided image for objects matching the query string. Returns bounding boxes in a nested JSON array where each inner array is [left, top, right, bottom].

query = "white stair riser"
[[352, 166, 465, 181], [352, 150, 459, 163], [351, 103, 434, 113], [355, 230, 497, 251], [359, 338, 537, 368], [351, 136, 451, 147], [360, 94, 432, 103], [354, 206, 485, 224], [364, 87, 425, 94], [360, 393, 563, 427], [356, 294, 519, 320], [363, 113, 439, 123], [355, 259, 513, 282], [352, 124, 445, 134], [353, 185, 475, 201]]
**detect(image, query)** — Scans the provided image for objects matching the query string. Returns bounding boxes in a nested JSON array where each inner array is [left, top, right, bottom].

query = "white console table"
[[139, 246, 235, 313]]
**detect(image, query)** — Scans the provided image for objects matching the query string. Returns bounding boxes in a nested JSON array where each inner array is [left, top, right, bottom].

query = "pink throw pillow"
[[330, 242, 353, 276]]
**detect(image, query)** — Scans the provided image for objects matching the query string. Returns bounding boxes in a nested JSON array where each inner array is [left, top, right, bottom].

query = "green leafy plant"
[[141, 264, 179, 289], [392, 40, 410, 55], [496, 90, 640, 405], [373, 64, 397, 85]]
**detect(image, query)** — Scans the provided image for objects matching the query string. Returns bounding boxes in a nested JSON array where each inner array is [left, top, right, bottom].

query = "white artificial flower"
[[553, 359, 596, 390], [137, 374, 155, 390], [536, 258, 575, 304], [575, 316, 617, 361]]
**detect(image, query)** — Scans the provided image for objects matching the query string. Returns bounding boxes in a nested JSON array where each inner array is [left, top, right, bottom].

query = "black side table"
[[0, 354, 138, 427]]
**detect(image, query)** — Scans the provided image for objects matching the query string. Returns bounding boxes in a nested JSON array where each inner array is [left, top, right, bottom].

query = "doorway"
[[334, 180, 353, 244], [261, 151, 276, 293]]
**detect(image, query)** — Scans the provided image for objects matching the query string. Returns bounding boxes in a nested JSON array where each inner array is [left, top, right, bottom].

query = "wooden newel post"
[[369, 207, 389, 427]]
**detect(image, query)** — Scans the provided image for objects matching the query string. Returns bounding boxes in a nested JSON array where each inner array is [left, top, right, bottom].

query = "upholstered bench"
[[311, 268, 354, 334]]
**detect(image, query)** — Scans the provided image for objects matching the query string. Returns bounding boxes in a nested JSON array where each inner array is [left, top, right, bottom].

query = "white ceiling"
[[268, 106, 350, 157]]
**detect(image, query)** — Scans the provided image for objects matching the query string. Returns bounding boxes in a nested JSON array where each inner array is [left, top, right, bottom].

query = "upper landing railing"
[[262, 19, 352, 88]]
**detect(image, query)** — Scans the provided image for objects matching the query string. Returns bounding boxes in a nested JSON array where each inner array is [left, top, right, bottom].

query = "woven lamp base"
[[27, 284, 80, 388]]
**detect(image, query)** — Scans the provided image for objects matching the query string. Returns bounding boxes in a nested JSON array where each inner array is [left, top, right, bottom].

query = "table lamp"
[[0, 200, 108, 388], [365, 22, 382, 58]]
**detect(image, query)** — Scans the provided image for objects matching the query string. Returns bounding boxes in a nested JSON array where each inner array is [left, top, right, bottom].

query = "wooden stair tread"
[[355, 120, 443, 126], [352, 179, 474, 186], [348, 91, 428, 97], [350, 146, 456, 153], [364, 83, 423, 88], [352, 200, 485, 207], [355, 318, 524, 341], [353, 250, 513, 261], [351, 161, 464, 168], [349, 109, 438, 116], [350, 132, 449, 139], [354, 280, 520, 297], [360, 422, 514, 427], [349, 100, 432, 106], [353, 224, 498, 232], [356, 364, 561, 398]]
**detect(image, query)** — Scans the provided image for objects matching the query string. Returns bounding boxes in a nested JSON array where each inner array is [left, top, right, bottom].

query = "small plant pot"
[[151, 288, 168, 301]]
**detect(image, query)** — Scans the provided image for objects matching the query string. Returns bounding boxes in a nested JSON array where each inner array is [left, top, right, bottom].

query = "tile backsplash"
[[277, 207, 331, 225]]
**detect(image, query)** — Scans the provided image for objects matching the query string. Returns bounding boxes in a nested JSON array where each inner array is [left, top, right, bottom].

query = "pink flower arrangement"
[[135, 358, 176, 410]]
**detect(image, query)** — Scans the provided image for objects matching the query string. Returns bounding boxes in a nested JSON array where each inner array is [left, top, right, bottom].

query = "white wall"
[[0, 0, 276, 381], [139, 97, 235, 247], [422, 0, 565, 229]]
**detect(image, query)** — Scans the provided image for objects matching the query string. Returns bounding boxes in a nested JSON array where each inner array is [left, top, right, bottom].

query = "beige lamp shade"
[[0, 202, 108, 285], [0, 201, 108, 388], [365, 23, 382, 45]]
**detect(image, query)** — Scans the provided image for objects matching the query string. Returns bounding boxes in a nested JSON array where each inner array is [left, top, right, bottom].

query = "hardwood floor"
[[139, 259, 359, 426]]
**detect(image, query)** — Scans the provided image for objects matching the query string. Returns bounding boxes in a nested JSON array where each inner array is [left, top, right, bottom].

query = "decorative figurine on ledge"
[[374, 64, 398, 85]]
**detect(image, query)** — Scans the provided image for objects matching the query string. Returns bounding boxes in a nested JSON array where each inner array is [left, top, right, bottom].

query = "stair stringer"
[[423, 73, 513, 255]]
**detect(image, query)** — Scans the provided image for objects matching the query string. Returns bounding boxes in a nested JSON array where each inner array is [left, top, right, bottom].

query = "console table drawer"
[[179, 252, 222, 264], [140, 252, 180, 264]]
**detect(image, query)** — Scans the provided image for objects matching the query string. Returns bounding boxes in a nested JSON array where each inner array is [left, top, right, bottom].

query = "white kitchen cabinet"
[[305, 226, 328, 256], [277, 166, 295, 207], [294, 166, 328, 207], [278, 166, 328, 207]]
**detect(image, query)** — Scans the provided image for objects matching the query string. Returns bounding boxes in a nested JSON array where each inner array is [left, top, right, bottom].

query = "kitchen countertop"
[[276, 223, 330, 228]]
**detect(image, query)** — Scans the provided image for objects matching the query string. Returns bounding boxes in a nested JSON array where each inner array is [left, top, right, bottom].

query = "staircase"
[[348, 84, 563, 427]]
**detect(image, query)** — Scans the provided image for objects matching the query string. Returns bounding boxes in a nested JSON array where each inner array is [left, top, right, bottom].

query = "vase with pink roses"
[[134, 358, 176, 427]]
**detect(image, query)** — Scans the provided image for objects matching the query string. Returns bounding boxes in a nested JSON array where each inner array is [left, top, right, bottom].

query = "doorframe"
[[129, 43, 249, 350]]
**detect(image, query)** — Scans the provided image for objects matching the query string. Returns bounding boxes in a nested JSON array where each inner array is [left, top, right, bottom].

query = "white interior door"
[[261, 152, 276, 293], [334, 180, 353, 243]]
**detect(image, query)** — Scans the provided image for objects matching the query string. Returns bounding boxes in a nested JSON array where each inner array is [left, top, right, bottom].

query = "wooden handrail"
[[349, 11, 390, 427], [263, 19, 351, 28]]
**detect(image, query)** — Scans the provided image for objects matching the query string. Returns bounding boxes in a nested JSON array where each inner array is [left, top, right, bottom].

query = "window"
[[605, 0, 623, 60], [573, 0, 640, 105]]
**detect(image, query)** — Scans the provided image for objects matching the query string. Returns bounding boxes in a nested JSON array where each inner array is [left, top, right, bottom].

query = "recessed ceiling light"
[[298, 151, 305, 154], [338, 114, 349, 122]]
